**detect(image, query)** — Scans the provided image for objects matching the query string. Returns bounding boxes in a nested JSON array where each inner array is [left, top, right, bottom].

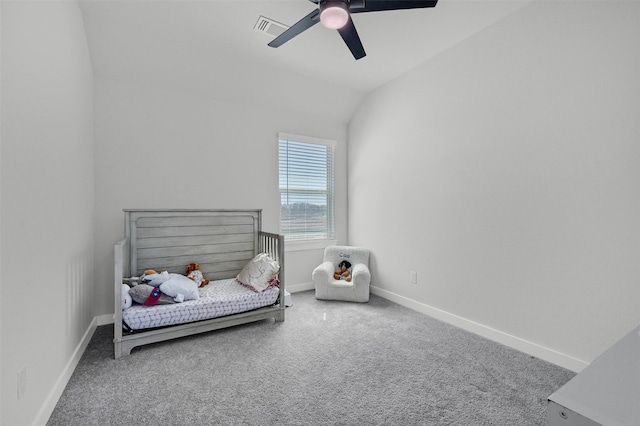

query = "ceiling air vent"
[[254, 16, 289, 38]]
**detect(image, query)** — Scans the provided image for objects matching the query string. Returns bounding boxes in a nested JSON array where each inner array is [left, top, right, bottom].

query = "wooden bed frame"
[[113, 209, 285, 359]]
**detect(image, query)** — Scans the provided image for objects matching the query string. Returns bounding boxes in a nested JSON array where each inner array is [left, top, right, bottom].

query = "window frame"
[[278, 132, 336, 245]]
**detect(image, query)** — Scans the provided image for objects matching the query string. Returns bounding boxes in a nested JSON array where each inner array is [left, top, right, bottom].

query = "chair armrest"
[[352, 263, 371, 285], [312, 261, 335, 281], [313, 261, 334, 300]]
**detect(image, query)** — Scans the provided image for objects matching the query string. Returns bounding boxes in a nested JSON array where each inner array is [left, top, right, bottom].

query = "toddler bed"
[[113, 209, 285, 359]]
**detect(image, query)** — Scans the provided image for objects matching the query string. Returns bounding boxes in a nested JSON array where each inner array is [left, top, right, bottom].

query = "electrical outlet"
[[409, 271, 417, 284], [17, 367, 27, 400]]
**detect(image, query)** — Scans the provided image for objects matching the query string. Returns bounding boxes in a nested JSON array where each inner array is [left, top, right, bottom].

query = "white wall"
[[1, 2, 95, 425], [93, 76, 349, 316], [348, 1, 640, 371]]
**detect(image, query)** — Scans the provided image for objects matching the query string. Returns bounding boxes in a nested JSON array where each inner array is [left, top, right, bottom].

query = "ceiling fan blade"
[[337, 18, 366, 60], [268, 9, 320, 48], [350, 0, 438, 13]]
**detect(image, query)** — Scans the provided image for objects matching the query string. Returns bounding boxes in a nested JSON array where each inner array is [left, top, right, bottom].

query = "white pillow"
[[159, 273, 199, 302], [236, 253, 280, 292]]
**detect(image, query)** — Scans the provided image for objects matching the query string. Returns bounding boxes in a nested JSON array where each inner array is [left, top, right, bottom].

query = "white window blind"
[[279, 133, 335, 241]]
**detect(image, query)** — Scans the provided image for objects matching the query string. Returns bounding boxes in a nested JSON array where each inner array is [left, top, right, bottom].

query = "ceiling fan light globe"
[[320, 3, 349, 29]]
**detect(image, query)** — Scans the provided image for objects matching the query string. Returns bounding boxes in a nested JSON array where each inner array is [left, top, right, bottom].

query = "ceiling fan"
[[268, 0, 438, 60]]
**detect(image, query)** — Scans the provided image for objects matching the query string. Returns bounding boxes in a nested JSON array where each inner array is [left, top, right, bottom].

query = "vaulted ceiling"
[[80, 0, 533, 121]]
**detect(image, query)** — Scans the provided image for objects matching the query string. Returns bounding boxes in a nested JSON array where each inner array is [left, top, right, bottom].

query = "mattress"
[[123, 278, 280, 330]]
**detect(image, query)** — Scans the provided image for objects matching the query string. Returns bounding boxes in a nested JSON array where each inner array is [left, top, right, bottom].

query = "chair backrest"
[[323, 245, 369, 268]]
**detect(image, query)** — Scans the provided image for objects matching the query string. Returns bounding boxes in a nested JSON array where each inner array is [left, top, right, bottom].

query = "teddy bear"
[[334, 260, 352, 282], [186, 263, 210, 288], [122, 284, 133, 310]]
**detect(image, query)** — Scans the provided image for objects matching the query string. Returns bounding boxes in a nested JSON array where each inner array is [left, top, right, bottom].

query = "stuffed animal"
[[122, 284, 133, 310], [186, 263, 209, 288], [141, 270, 170, 287], [334, 260, 352, 282]]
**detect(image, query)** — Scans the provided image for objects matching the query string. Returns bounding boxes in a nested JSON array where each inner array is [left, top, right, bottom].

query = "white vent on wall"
[[254, 16, 289, 38]]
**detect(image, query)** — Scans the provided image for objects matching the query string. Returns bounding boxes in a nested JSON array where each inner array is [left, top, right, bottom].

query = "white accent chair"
[[313, 245, 370, 302]]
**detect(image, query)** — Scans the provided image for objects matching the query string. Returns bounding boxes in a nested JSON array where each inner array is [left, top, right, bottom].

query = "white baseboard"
[[286, 281, 315, 293], [370, 286, 589, 373], [33, 317, 98, 426], [96, 313, 114, 326]]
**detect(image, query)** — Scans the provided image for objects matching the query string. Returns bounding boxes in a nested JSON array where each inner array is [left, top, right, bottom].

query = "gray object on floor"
[[547, 324, 640, 426], [48, 291, 574, 426]]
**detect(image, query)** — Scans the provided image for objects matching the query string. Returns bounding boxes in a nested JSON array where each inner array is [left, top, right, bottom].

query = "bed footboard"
[[114, 238, 127, 360], [259, 230, 285, 321]]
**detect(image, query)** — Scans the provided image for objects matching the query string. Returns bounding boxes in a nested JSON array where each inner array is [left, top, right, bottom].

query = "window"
[[279, 133, 335, 241]]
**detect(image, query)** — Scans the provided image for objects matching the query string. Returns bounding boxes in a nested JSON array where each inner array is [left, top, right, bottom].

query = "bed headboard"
[[123, 209, 264, 281]]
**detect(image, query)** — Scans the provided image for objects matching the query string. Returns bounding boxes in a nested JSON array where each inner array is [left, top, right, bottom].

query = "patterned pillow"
[[236, 253, 280, 292], [237, 276, 280, 293]]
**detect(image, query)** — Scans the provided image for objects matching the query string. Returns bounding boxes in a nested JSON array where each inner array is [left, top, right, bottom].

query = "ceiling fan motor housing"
[[319, 0, 350, 29]]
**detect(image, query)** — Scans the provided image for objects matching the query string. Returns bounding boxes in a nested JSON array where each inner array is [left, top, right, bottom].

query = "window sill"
[[285, 239, 339, 252]]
